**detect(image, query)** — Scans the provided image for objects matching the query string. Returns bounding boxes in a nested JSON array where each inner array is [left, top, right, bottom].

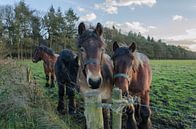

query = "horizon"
[[1, 0, 196, 52]]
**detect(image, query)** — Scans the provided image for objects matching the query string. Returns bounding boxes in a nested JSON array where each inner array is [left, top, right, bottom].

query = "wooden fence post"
[[112, 87, 122, 129], [84, 90, 104, 129], [26, 66, 31, 83]]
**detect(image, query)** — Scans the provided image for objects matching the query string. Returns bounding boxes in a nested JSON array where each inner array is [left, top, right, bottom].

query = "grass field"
[[0, 59, 195, 129], [150, 60, 196, 129]]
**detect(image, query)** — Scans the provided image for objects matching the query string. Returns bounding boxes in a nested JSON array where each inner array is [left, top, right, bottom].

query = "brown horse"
[[112, 41, 152, 129], [77, 22, 113, 129], [32, 45, 58, 88]]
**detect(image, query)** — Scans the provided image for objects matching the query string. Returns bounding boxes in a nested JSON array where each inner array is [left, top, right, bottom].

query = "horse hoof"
[[68, 110, 76, 115], [45, 83, 49, 87], [57, 107, 66, 115], [51, 84, 55, 88]]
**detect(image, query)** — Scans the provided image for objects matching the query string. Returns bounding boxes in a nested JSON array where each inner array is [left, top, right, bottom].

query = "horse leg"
[[102, 108, 111, 129], [44, 64, 50, 87], [139, 92, 152, 129], [66, 84, 76, 114], [57, 82, 65, 114], [50, 74, 55, 88], [126, 105, 138, 129], [45, 74, 50, 87], [135, 98, 141, 123]]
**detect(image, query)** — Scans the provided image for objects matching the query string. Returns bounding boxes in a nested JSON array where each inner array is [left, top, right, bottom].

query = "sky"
[[1, 0, 196, 51]]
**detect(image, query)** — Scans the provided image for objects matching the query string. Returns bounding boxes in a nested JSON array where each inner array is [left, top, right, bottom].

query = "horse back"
[[129, 52, 152, 96]]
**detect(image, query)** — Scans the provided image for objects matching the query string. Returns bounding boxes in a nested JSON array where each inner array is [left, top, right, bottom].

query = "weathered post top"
[[84, 89, 104, 129]]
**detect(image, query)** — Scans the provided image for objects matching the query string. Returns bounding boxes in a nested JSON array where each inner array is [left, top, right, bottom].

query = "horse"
[[55, 49, 79, 114], [32, 45, 58, 88], [112, 41, 152, 129], [77, 22, 113, 129]]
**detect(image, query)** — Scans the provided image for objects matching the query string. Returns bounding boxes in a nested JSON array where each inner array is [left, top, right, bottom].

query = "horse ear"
[[78, 22, 86, 35], [96, 22, 103, 36], [129, 42, 136, 52], [113, 41, 119, 51]]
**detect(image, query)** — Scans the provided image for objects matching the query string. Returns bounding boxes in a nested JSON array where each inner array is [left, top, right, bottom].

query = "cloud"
[[189, 44, 196, 51], [166, 28, 196, 41], [95, 0, 156, 14], [109, 0, 156, 7], [80, 13, 97, 22], [105, 21, 156, 34], [94, 3, 118, 14], [77, 6, 86, 12], [172, 15, 184, 22]]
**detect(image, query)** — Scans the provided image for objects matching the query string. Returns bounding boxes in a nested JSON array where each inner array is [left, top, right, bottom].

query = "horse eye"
[[80, 47, 85, 52]]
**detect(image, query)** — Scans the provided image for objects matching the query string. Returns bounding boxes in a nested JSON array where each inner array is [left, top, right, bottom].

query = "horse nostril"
[[88, 78, 101, 89], [123, 91, 129, 97]]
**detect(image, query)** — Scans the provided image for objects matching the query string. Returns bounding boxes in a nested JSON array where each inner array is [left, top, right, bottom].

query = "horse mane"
[[59, 49, 76, 62], [39, 45, 55, 56], [132, 52, 144, 71]]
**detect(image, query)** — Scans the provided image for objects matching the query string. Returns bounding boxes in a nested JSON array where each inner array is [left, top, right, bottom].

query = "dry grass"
[[0, 60, 69, 129]]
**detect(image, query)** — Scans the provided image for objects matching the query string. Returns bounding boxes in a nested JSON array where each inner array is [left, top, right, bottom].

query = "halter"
[[113, 73, 131, 82], [78, 30, 105, 78], [80, 50, 104, 77]]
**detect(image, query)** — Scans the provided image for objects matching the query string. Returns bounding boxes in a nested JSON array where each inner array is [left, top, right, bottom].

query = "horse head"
[[77, 22, 105, 89], [32, 46, 42, 63], [112, 41, 136, 95]]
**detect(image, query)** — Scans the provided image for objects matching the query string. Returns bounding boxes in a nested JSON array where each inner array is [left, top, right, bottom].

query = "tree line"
[[0, 1, 196, 59], [103, 28, 196, 59]]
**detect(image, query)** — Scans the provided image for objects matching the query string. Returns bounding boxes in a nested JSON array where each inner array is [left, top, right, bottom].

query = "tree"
[[64, 8, 79, 50], [42, 6, 60, 48], [14, 1, 33, 59]]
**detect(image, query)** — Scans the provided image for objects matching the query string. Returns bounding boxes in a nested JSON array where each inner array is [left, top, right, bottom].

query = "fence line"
[[30, 69, 195, 129]]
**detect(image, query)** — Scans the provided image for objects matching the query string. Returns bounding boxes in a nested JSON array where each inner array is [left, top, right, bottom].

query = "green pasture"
[[0, 60, 195, 129], [150, 60, 196, 128]]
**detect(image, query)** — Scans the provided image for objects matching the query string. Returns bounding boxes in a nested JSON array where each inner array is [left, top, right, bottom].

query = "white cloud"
[[105, 21, 156, 34], [80, 13, 97, 22], [110, 0, 156, 7], [166, 28, 196, 41], [189, 44, 196, 51], [95, 3, 118, 14], [163, 28, 196, 51], [95, 0, 156, 14], [77, 6, 85, 12], [172, 15, 184, 22], [148, 26, 157, 29]]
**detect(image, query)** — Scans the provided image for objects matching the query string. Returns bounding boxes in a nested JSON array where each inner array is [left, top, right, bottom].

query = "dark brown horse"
[[77, 22, 113, 129], [55, 49, 79, 115], [112, 41, 152, 129], [32, 45, 58, 88]]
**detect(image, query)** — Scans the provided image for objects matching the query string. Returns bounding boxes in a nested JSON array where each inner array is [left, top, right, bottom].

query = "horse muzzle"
[[88, 77, 102, 89], [32, 59, 37, 63]]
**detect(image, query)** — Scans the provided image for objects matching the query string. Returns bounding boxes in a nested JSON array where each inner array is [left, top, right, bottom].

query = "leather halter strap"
[[113, 73, 130, 82], [84, 58, 100, 66], [82, 58, 100, 77]]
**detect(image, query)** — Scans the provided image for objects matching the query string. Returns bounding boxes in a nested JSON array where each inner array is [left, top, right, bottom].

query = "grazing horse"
[[55, 49, 79, 114], [112, 41, 152, 129], [32, 45, 58, 88], [77, 22, 113, 129]]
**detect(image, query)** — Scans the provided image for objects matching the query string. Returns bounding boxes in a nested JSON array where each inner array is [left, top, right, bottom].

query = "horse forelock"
[[112, 47, 130, 60], [77, 29, 105, 48], [113, 46, 144, 71]]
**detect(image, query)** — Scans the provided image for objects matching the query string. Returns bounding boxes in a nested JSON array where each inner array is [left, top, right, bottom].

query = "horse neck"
[[41, 52, 54, 63]]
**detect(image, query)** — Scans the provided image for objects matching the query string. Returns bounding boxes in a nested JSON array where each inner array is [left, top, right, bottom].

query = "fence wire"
[[31, 70, 195, 129]]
